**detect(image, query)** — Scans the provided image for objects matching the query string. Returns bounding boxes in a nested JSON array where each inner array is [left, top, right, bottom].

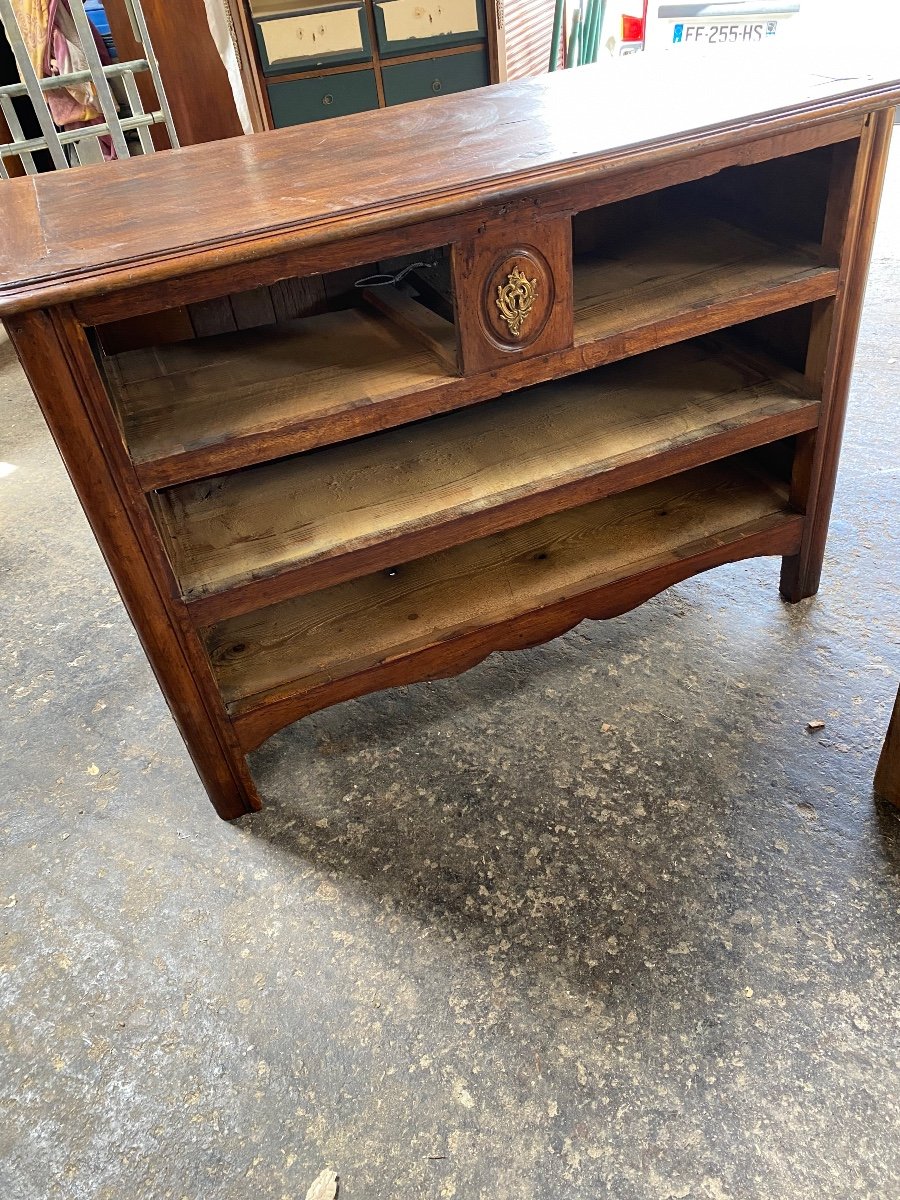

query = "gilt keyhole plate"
[[480, 246, 555, 351]]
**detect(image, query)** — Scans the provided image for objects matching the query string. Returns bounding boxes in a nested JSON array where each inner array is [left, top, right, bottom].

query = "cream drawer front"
[[374, 0, 486, 56], [254, 5, 371, 74]]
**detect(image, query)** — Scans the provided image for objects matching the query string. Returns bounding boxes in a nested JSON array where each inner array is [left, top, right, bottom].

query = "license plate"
[[671, 19, 779, 44]]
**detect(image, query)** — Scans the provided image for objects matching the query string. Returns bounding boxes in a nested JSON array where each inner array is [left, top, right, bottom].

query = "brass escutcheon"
[[495, 264, 538, 338]]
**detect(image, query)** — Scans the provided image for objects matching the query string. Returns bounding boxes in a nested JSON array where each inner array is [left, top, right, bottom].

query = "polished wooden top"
[[1, 46, 898, 316]]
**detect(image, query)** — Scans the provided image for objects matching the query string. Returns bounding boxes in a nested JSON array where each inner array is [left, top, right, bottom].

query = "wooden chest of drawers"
[[1, 53, 897, 818]]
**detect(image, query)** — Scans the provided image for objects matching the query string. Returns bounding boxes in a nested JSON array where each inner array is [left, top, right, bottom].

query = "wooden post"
[[0, 111, 26, 178], [104, 0, 244, 147], [780, 111, 895, 602], [5, 307, 261, 820], [874, 687, 900, 807]]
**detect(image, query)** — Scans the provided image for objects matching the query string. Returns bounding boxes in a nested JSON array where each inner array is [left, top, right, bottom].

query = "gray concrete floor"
[[2, 150, 899, 1200]]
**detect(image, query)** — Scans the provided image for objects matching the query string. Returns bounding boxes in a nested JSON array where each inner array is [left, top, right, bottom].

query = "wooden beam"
[[0, 110, 26, 178], [875, 687, 900, 807], [104, 0, 243, 147]]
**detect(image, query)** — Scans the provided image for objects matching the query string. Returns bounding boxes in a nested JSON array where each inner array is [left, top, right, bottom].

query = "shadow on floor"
[[244, 597, 900, 1017]]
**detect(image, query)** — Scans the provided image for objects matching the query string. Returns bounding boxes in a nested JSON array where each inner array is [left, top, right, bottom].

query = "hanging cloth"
[[9, 0, 116, 158], [203, 0, 252, 135]]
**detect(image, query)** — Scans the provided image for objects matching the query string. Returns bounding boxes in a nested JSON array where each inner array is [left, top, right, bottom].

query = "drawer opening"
[[90, 242, 461, 488], [201, 446, 804, 738], [571, 142, 844, 351], [150, 320, 818, 624]]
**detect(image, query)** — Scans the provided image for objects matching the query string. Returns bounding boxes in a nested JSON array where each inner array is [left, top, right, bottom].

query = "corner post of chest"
[[780, 108, 895, 604], [3, 305, 262, 821]]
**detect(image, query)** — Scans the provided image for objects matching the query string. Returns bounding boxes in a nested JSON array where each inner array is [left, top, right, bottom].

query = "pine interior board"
[[573, 216, 835, 345], [359, 285, 458, 371], [158, 336, 815, 607], [104, 306, 454, 472], [205, 456, 794, 710]]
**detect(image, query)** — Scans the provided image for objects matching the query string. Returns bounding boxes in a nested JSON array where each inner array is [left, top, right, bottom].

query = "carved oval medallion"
[[480, 246, 555, 351]]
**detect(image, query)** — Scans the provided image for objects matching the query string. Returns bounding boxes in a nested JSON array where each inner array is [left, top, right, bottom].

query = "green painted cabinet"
[[245, 0, 495, 130], [268, 69, 380, 126]]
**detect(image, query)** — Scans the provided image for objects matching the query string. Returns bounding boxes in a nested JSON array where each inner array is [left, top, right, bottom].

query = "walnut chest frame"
[[1, 54, 897, 819]]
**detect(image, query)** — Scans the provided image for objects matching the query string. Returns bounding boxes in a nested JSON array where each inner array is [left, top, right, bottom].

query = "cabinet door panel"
[[453, 215, 574, 373]]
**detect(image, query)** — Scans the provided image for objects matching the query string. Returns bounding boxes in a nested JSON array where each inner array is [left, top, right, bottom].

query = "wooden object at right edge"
[[780, 109, 894, 603], [874, 687, 900, 807]]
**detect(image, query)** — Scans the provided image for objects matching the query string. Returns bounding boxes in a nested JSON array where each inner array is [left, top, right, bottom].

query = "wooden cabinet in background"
[[227, 0, 500, 129], [0, 56, 897, 820]]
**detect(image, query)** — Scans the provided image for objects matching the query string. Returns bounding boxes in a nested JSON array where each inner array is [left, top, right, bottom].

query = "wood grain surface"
[[106, 307, 452, 483], [573, 216, 832, 345], [1, 47, 897, 316]]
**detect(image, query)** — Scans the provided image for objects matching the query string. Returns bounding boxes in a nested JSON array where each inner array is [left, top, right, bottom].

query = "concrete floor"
[[2, 152, 899, 1200]]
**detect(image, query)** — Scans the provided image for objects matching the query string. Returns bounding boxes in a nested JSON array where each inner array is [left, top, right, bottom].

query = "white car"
[[597, 0, 801, 57]]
